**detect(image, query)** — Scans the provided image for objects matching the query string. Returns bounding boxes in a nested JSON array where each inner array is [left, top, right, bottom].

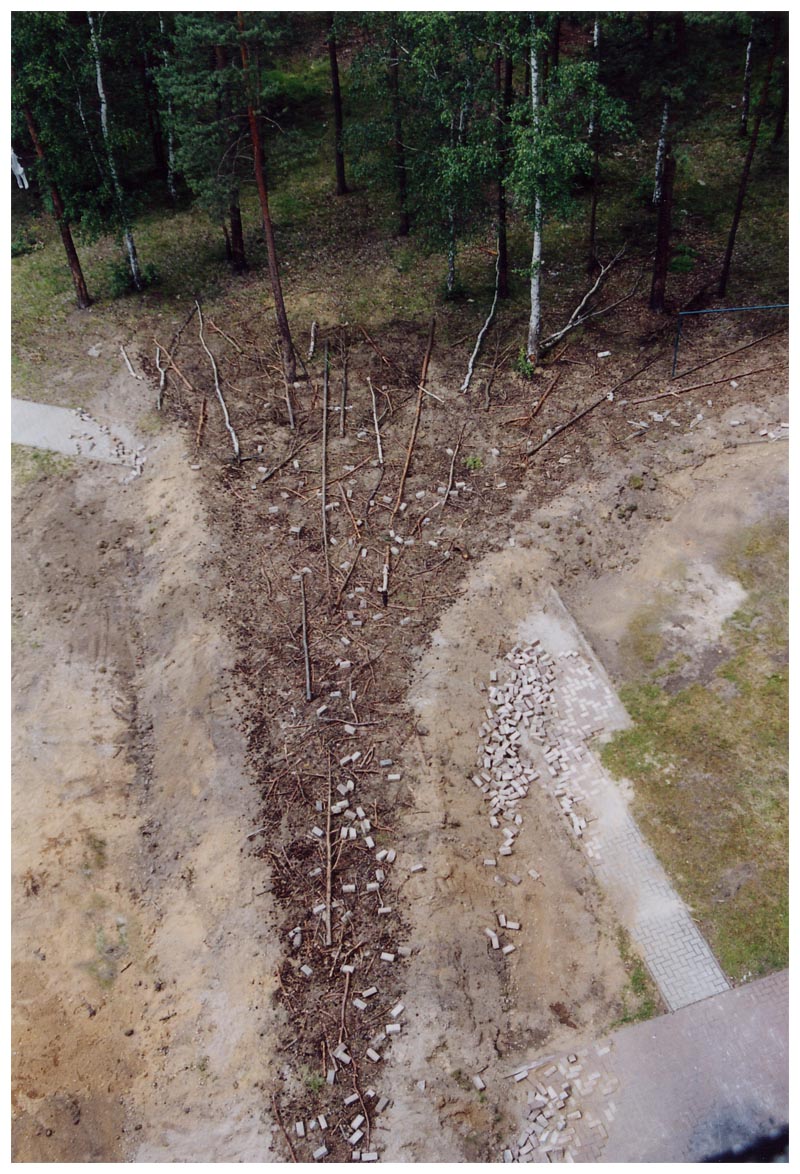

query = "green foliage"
[[515, 348, 535, 379], [106, 259, 159, 298], [669, 243, 696, 273], [464, 455, 483, 471]]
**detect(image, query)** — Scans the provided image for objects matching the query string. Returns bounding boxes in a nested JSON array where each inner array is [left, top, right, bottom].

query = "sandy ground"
[[11, 405, 282, 1160], [10, 302, 788, 1161]]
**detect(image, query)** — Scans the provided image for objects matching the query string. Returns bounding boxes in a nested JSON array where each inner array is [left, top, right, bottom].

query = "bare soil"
[[11, 283, 788, 1160]]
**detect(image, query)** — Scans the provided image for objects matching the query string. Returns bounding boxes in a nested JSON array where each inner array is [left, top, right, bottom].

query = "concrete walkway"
[[516, 588, 729, 1012], [11, 397, 144, 474], [505, 970, 788, 1162]]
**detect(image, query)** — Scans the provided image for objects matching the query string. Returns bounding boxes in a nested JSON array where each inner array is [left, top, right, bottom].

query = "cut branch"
[[538, 248, 627, 354], [389, 316, 435, 527], [154, 345, 166, 410], [308, 320, 318, 362], [671, 325, 786, 383], [441, 422, 467, 509], [324, 755, 333, 947], [196, 300, 240, 461], [152, 337, 196, 394], [460, 244, 500, 392], [367, 377, 384, 466], [321, 343, 332, 592], [300, 573, 313, 701], [339, 333, 349, 437]]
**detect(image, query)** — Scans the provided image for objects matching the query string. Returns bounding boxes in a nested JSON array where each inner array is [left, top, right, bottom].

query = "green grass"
[[612, 927, 661, 1025], [11, 444, 75, 487], [601, 519, 788, 982]]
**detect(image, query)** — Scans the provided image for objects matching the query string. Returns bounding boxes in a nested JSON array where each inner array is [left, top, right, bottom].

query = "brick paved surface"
[[503, 970, 788, 1162], [516, 588, 730, 1012]]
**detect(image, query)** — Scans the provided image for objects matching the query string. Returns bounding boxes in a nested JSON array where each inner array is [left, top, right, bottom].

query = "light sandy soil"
[[11, 407, 282, 1160]]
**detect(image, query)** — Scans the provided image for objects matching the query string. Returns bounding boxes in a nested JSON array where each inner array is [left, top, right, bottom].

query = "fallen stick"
[[280, 340, 296, 432], [628, 362, 787, 405], [120, 344, 142, 380], [461, 244, 500, 392], [168, 302, 198, 356], [152, 337, 196, 394], [195, 396, 207, 449], [529, 368, 562, 424], [539, 246, 626, 354], [196, 300, 240, 461], [154, 345, 166, 410], [324, 755, 333, 947], [308, 320, 318, 361], [670, 325, 787, 382], [321, 342, 332, 592], [258, 431, 321, 484], [339, 484, 362, 543], [360, 324, 405, 389], [484, 329, 501, 411], [389, 316, 435, 527], [381, 545, 390, 608], [441, 422, 467, 509], [206, 318, 243, 353], [339, 332, 349, 438], [367, 377, 384, 466], [300, 574, 313, 701], [271, 1094, 298, 1163], [335, 557, 358, 608], [526, 354, 665, 459]]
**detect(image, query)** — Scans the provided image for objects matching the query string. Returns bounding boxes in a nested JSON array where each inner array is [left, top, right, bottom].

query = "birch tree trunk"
[[739, 24, 754, 137], [652, 96, 670, 205], [495, 56, 512, 298], [238, 12, 297, 383], [158, 15, 178, 204], [23, 103, 91, 309], [649, 150, 675, 312], [87, 12, 144, 290], [327, 16, 348, 195], [526, 25, 543, 364], [587, 17, 601, 275]]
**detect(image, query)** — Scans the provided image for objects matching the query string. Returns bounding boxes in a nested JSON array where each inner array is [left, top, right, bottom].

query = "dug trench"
[[11, 306, 787, 1160]]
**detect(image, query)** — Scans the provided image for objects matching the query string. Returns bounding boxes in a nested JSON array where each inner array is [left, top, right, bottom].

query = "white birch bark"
[[158, 15, 178, 203], [740, 25, 754, 136], [652, 96, 670, 206], [588, 17, 600, 139], [88, 12, 143, 290], [526, 23, 543, 363]]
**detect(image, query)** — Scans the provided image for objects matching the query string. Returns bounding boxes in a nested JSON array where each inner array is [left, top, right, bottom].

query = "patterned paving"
[[514, 588, 729, 1012]]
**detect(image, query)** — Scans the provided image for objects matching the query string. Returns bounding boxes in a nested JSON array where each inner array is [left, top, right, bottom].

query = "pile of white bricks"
[[474, 644, 590, 851], [502, 1056, 585, 1162]]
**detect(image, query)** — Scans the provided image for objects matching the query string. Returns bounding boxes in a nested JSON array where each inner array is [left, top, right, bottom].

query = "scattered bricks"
[[366, 882, 380, 893], [387, 773, 401, 782], [411, 863, 425, 873], [386, 1023, 401, 1035], [342, 883, 357, 894], [380, 952, 395, 962], [313, 903, 326, 916], [326, 1070, 336, 1085], [300, 965, 313, 977], [397, 946, 412, 957], [390, 1002, 404, 1018], [366, 1049, 382, 1062], [313, 1146, 328, 1160], [379, 759, 393, 767], [502, 944, 516, 956], [378, 906, 392, 915], [514, 1070, 528, 1083], [498, 913, 507, 928], [484, 858, 497, 867], [351, 1115, 365, 1130], [318, 1115, 328, 1130], [376, 1097, 390, 1113], [353, 998, 368, 1011], [295, 1121, 305, 1138], [362, 987, 378, 998], [567, 1055, 577, 1064], [311, 826, 324, 838], [473, 1075, 486, 1091], [508, 875, 522, 885], [386, 849, 396, 863], [485, 929, 500, 950], [349, 1129, 365, 1146], [344, 1093, 360, 1107], [361, 1153, 379, 1162], [341, 964, 355, 975], [506, 921, 521, 931], [503, 1150, 513, 1162]]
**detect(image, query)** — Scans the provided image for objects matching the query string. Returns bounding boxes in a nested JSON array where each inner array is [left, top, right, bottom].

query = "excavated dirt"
[[11, 288, 788, 1161]]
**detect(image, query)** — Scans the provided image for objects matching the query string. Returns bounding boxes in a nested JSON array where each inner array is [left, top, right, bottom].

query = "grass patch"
[[11, 444, 75, 488], [602, 519, 788, 982], [612, 926, 661, 1025]]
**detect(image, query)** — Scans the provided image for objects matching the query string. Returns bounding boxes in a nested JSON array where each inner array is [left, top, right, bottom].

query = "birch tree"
[[87, 12, 144, 291]]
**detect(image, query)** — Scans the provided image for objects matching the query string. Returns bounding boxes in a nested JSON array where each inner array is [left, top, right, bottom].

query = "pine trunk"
[[23, 104, 91, 309], [229, 192, 246, 272], [740, 25, 754, 137], [88, 12, 143, 290], [327, 17, 348, 196], [649, 151, 676, 312], [238, 15, 297, 382], [587, 18, 601, 275], [388, 50, 410, 236], [158, 16, 178, 203], [139, 50, 167, 180], [719, 16, 780, 298]]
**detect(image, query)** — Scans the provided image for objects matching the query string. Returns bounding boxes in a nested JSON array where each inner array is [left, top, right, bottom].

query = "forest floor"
[[10, 228, 788, 1159]]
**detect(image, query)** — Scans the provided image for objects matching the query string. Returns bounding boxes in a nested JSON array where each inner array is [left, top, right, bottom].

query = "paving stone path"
[[515, 587, 729, 1012], [11, 397, 144, 475], [502, 969, 788, 1162]]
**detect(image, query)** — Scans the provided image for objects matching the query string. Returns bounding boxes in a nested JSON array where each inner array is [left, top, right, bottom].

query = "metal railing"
[[671, 303, 789, 377]]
